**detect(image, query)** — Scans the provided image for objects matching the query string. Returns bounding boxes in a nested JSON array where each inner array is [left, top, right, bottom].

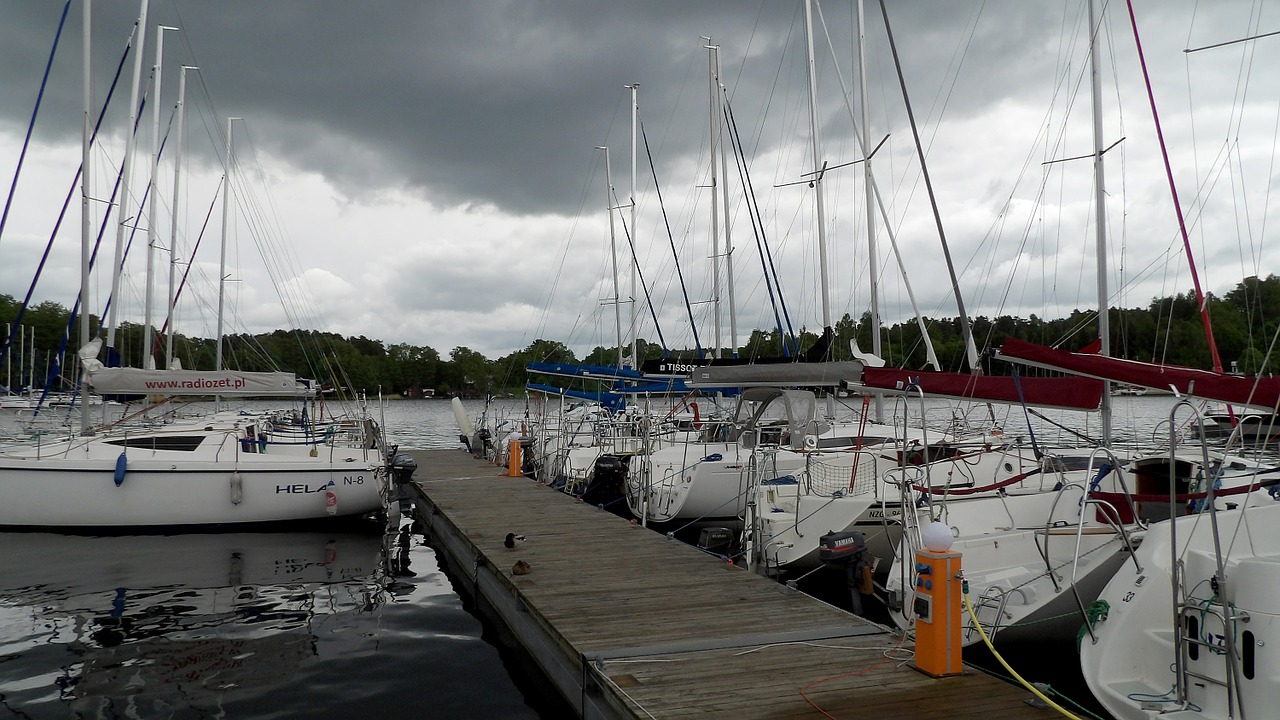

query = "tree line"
[[3, 275, 1278, 398]]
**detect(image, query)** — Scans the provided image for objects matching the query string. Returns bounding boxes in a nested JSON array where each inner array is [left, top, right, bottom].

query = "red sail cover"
[[859, 366, 1104, 411], [998, 337, 1280, 410]]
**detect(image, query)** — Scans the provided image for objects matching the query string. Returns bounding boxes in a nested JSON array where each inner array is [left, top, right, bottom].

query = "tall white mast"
[[165, 65, 196, 369], [705, 40, 723, 359], [105, 0, 148, 357], [217, 117, 239, 378], [1088, 0, 1112, 444], [79, 0, 93, 435], [597, 146, 624, 370], [143, 25, 177, 370], [857, 0, 882, 420], [803, 0, 833, 336], [628, 84, 639, 368], [714, 46, 738, 358], [814, 0, 940, 371]]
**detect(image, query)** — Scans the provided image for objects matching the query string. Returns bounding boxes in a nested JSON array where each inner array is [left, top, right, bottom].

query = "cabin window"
[[1244, 630, 1255, 679], [105, 435, 206, 452]]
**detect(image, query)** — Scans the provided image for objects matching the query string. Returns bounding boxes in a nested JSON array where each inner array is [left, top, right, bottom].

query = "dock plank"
[[408, 449, 1055, 719]]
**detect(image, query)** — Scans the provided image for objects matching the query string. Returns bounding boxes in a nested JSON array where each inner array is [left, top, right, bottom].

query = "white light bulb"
[[922, 521, 954, 552]]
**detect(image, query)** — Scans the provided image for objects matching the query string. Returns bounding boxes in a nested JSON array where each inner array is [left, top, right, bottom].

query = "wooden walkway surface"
[[407, 449, 1055, 720]]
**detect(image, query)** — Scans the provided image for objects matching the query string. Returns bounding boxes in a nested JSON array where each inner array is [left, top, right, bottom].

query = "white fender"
[[452, 397, 475, 436]]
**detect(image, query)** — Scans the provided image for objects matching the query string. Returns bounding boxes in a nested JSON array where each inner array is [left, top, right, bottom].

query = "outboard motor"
[[389, 453, 419, 512], [520, 437, 536, 476], [697, 527, 734, 557], [819, 530, 873, 616], [473, 428, 493, 460], [580, 454, 630, 518], [390, 453, 418, 485]]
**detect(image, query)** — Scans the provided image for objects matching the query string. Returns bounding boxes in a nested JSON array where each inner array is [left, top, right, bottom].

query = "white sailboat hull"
[[886, 490, 1134, 646], [0, 427, 386, 528], [1080, 499, 1280, 720]]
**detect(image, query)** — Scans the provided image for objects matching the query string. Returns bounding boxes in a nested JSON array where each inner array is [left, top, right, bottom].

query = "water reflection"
[[0, 524, 538, 719], [3, 532, 378, 707]]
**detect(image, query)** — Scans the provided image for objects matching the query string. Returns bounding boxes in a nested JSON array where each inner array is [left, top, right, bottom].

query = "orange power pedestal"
[[912, 548, 963, 678]]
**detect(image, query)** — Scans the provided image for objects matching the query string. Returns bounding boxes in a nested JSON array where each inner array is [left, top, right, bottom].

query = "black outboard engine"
[[390, 453, 418, 484], [520, 437, 536, 476], [475, 428, 493, 459], [818, 530, 872, 616], [580, 454, 630, 519], [697, 527, 734, 557], [389, 453, 419, 512]]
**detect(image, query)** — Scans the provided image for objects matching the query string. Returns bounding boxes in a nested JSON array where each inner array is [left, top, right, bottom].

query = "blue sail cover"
[[524, 382, 626, 412], [525, 362, 645, 381], [525, 361, 738, 400]]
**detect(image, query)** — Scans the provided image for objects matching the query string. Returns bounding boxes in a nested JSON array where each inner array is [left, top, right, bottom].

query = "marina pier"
[[406, 449, 1057, 719]]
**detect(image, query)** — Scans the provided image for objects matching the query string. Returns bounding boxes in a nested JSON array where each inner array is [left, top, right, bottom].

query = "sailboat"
[[890, 0, 1280, 658], [1079, 402, 1280, 720], [0, 1, 403, 529], [880, 0, 1149, 647]]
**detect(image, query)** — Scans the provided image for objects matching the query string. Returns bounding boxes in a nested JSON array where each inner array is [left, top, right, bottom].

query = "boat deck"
[[406, 449, 1056, 719]]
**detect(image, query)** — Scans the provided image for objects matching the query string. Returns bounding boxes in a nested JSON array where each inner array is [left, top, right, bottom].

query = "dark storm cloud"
[[3, 1, 1276, 359], [0, 1, 1092, 219]]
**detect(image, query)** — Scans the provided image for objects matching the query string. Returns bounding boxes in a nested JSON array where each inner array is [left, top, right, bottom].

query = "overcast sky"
[[0, 1, 1276, 366]]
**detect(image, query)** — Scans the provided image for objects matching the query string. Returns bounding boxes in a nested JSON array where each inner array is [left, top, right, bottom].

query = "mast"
[[105, 0, 148, 358], [79, 0, 92, 435], [1121, 0, 1225, 375], [143, 25, 177, 370], [803, 0, 833, 334], [217, 117, 239, 381], [714, 46, 739, 358], [165, 65, 196, 369], [810, 0, 940, 371], [857, 0, 882, 420], [705, 41, 723, 359], [628, 84, 639, 368], [597, 146, 624, 370], [1088, 0, 1113, 445]]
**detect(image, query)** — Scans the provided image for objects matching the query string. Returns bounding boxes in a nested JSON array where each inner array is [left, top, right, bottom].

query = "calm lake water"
[[0, 399, 540, 720], [0, 394, 1256, 718]]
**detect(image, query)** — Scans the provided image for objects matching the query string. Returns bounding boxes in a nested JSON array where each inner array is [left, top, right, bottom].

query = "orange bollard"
[[912, 547, 963, 678]]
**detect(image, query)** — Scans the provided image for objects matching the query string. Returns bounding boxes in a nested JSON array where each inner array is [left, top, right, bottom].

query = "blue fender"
[[114, 452, 127, 487]]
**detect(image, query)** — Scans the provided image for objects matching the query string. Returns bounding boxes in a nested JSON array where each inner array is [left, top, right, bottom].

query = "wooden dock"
[[406, 449, 1056, 719]]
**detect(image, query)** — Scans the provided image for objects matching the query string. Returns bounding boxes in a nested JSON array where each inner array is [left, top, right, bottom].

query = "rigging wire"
[[1, 21, 135, 383], [724, 97, 796, 357], [640, 121, 698, 358], [0, 0, 71, 254]]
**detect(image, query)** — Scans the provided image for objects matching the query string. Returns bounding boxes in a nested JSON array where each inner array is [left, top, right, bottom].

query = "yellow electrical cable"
[[962, 592, 1084, 720]]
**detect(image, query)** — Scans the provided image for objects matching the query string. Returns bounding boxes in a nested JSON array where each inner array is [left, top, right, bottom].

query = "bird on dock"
[[511, 560, 531, 575], [504, 533, 525, 549]]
